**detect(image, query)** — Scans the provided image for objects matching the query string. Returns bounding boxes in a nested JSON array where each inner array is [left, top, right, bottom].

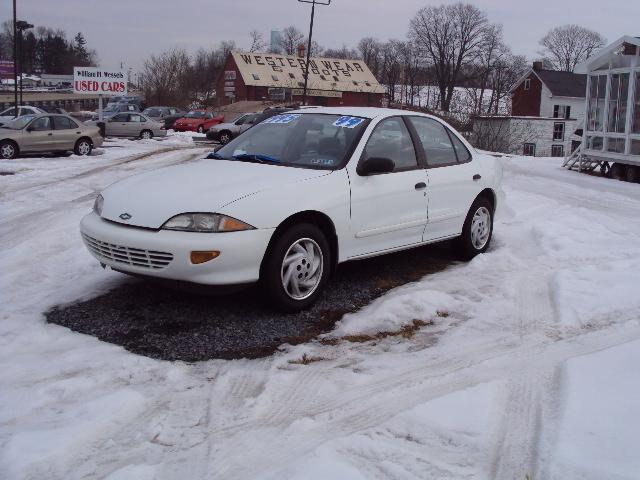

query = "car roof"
[[286, 106, 434, 120]]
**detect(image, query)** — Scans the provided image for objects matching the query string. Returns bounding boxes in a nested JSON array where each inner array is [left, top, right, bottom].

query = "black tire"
[[610, 163, 627, 181], [0, 140, 19, 159], [74, 138, 93, 156], [625, 165, 639, 183], [140, 129, 153, 140], [219, 131, 232, 145], [456, 197, 494, 260], [261, 223, 331, 312], [197, 125, 205, 134]]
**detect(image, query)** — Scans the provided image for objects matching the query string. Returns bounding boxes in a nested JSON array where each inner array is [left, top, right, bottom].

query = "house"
[[216, 50, 385, 108], [473, 63, 587, 157], [566, 36, 640, 179]]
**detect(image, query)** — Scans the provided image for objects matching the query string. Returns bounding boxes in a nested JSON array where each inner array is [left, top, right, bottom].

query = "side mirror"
[[26, 125, 34, 132], [357, 157, 395, 176]]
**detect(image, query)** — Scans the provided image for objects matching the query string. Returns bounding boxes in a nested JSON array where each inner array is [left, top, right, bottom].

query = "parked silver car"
[[0, 114, 103, 159], [0, 105, 46, 126], [206, 113, 261, 144], [95, 113, 167, 139]]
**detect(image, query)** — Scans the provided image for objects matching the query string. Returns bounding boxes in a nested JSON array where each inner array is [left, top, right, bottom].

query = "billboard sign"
[[0, 60, 14, 76], [73, 67, 127, 95]]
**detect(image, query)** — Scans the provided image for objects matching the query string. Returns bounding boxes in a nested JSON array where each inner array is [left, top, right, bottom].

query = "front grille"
[[82, 233, 173, 270]]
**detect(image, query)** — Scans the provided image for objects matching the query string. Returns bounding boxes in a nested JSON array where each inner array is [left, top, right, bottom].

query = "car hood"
[[210, 122, 239, 132], [100, 159, 331, 229]]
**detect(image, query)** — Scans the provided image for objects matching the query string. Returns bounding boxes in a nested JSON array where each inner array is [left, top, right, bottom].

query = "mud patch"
[[46, 243, 458, 361]]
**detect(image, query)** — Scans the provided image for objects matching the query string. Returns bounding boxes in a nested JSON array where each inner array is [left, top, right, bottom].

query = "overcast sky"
[[2, 0, 638, 71]]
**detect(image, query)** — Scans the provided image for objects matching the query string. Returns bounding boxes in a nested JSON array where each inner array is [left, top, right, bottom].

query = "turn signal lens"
[[190, 251, 220, 265], [219, 216, 252, 232]]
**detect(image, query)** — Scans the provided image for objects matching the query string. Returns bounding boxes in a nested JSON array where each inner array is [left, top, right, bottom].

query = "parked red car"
[[172, 110, 224, 133]]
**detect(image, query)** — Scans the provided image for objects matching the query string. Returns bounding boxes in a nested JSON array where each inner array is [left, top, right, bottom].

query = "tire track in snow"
[[490, 275, 557, 480]]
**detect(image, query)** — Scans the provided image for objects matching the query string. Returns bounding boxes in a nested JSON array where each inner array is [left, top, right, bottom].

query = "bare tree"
[[323, 44, 359, 60], [140, 48, 191, 106], [358, 37, 382, 77], [248, 30, 266, 53], [409, 2, 490, 112], [539, 25, 606, 72], [279, 26, 305, 55]]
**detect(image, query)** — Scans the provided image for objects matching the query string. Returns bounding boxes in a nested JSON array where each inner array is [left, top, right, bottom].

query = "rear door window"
[[408, 117, 457, 167], [53, 116, 78, 130]]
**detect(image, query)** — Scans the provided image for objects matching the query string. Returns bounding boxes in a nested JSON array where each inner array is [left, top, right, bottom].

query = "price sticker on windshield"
[[264, 114, 301, 124], [333, 116, 365, 128]]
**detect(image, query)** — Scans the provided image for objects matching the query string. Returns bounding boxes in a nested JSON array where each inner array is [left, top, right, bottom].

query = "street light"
[[16, 20, 34, 105], [298, 0, 331, 106]]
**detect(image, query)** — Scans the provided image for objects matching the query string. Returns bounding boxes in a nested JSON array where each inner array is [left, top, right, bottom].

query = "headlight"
[[93, 194, 104, 216], [161, 213, 255, 233]]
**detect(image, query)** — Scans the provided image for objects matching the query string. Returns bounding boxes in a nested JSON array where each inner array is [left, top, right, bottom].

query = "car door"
[[126, 114, 144, 136], [406, 116, 482, 241], [108, 113, 129, 136], [347, 116, 429, 257], [24, 116, 54, 151], [52, 116, 82, 150]]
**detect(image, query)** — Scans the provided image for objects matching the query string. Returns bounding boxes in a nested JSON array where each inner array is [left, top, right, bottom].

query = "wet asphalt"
[[46, 242, 458, 362]]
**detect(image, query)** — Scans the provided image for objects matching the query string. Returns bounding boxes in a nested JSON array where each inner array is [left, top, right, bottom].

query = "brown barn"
[[216, 50, 385, 108]]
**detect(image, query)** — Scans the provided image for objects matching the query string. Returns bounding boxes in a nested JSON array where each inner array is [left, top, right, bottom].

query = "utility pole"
[[15, 21, 33, 106], [298, 0, 330, 106], [12, 0, 17, 117]]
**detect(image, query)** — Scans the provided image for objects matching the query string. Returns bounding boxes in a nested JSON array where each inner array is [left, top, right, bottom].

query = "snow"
[[2, 144, 640, 479]]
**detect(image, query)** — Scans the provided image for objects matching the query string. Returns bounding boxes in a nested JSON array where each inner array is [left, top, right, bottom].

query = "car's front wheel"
[[140, 129, 153, 140], [262, 223, 330, 312], [0, 140, 19, 159], [219, 131, 232, 145], [457, 197, 493, 259]]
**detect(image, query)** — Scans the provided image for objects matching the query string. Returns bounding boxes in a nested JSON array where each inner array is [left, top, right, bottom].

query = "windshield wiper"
[[232, 153, 280, 164]]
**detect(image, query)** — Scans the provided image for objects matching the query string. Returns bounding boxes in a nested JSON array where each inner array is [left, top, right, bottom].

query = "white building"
[[473, 63, 587, 157]]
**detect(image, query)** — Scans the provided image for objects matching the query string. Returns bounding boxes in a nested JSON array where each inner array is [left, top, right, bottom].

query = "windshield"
[[185, 111, 206, 119], [104, 104, 119, 112], [213, 113, 369, 170], [3, 115, 36, 130]]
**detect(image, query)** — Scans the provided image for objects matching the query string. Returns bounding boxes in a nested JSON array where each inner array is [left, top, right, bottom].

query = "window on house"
[[365, 81, 371, 87], [333, 76, 339, 82], [352, 81, 358, 86], [553, 122, 565, 141], [587, 75, 607, 131], [551, 145, 565, 157], [289, 73, 296, 79], [523, 143, 536, 156], [320, 75, 327, 80], [587, 136, 603, 151], [252, 74, 260, 80], [607, 137, 625, 153], [524, 79, 531, 91], [633, 72, 640, 134], [271, 75, 279, 81], [553, 105, 571, 119]]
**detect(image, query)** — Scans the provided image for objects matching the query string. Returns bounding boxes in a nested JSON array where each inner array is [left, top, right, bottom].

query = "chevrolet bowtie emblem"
[[119, 213, 132, 220]]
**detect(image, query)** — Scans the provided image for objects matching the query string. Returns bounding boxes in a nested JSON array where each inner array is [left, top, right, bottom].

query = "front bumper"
[[80, 212, 275, 285]]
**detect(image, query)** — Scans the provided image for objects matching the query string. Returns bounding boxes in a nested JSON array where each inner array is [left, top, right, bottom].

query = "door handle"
[[473, 174, 482, 181], [415, 182, 427, 190], [47, 133, 53, 136]]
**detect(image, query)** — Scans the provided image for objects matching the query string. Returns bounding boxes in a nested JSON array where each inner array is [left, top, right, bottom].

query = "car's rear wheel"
[[197, 125, 205, 134], [140, 129, 153, 140], [219, 131, 232, 145], [262, 223, 330, 312], [457, 197, 493, 260], [0, 140, 19, 159], [74, 138, 93, 156]]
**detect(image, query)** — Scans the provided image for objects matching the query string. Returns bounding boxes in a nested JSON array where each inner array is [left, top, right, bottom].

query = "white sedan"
[[80, 107, 503, 311]]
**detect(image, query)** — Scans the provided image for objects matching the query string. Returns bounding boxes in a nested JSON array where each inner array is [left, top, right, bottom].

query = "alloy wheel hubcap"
[[281, 238, 323, 300], [142, 131, 151, 139], [1, 144, 14, 158], [78, 142, 91, 155], [470, 206, 491, 250]]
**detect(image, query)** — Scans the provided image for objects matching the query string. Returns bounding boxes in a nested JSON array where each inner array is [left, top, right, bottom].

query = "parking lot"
[[2, 135, 640, 479]]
